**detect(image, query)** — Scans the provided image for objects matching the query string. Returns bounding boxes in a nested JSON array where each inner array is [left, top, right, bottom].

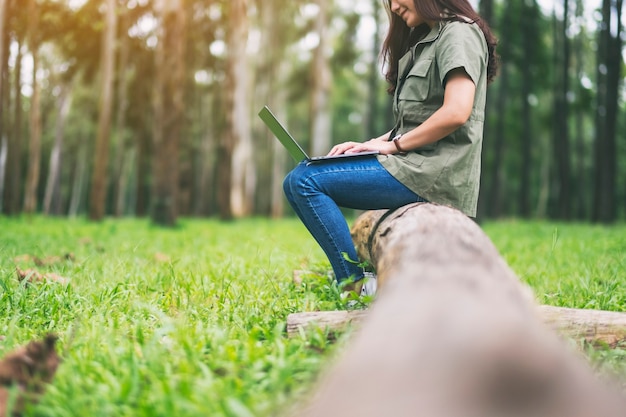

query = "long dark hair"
[[381, 0, 499, 94]]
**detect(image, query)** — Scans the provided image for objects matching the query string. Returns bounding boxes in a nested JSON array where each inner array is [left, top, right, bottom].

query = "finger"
[[327, 145, 343, 156], [328, 146, 343, 156], [346, 144, 370, 154], [328, 142, 356, 156]]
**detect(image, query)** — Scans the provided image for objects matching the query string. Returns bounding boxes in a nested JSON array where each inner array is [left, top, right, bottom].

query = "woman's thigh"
[[289, 156, 424, 210]]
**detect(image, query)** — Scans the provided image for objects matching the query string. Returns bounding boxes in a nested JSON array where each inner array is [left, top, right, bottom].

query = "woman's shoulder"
[[439, 19, 486, 47], [440, 19, 482, 35]]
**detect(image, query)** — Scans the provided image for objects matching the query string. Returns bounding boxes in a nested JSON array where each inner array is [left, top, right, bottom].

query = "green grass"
[[483, 220, 626, 312], [0, 216, 624, 416]]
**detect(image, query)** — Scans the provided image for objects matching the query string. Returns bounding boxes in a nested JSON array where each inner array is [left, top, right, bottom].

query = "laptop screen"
[[258, 106, 308, 162]]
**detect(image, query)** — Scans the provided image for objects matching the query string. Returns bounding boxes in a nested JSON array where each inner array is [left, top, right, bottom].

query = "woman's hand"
[[327, 138, 396, 156]]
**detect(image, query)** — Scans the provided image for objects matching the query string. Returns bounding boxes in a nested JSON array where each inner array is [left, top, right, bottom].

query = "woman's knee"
[[283, 169, 298, 198], [283, 166, 311, 197], [282, 171, 291, 194]]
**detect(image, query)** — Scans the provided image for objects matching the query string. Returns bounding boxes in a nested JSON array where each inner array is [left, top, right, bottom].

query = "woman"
[[283, 0, 498, 295]]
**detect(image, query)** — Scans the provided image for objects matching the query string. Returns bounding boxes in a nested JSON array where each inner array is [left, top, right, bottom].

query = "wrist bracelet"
[[392, 134, 407, 154]]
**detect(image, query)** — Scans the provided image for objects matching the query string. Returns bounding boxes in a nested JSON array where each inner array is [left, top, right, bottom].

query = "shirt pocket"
[[398, 58, 433, 103]]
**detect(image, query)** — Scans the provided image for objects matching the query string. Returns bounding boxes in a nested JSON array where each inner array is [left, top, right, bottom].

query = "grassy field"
[[0, 215, 624, 416]]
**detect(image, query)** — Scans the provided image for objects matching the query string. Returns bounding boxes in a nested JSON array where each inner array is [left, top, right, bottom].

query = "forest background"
[[0, 0, 624, 226]]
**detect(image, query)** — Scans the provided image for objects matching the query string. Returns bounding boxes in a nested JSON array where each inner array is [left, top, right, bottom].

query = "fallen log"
[[287, 305, 626, 347], [288, 203, 625, 417]]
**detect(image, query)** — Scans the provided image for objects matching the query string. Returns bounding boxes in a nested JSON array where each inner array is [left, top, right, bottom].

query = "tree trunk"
[[536, 131, 551, 218], [4, 36, 22, 215], [552, 0, 572, 220], [476, 0, 494, 220], [309, 0, 332, 157], [89, 0, 117, 220], [592, 0, 621, 223], [572, 0, 587, 219], [519, 1, 538, 218], [0, 137, 6, 210], [252, 0, 273, 216], [596, 0, 622, 222], [608, 0, 623, 219], [479, 0, 493, 22], [216, 124, 233, 221], [0, 0, 7, 212], [43, 82, 73, 215], [486, 1, 511, 218], [287, 305, 626, 347], [135, 129, 151, 217], [217, 0, 248, 219], [227, 0, 253, 218], [68, 138, 87, 217], [269, 96, 289, 219], [177, 0, 194, 218], [365, 0, 381, 141], [254, 0, 289, 218], [290, 204, 625, 417], [151, 0, 186, 226], [23, 0, 42, 214], [592, 0, 609, 223], [116, 147, 135, 216], [192, 104, 216, 217], [0, 0, 6, 104], [113, 8, 130, 217]]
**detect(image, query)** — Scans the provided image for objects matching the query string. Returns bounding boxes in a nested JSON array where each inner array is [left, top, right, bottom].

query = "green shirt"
[[378, 20, 488, 217]]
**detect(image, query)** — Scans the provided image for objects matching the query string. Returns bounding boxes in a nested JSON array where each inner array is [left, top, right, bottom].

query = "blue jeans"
[[283, 156, 426, 284]]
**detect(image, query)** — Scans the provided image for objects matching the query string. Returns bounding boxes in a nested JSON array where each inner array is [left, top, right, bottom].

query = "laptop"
[[258, 106, 379, 163]]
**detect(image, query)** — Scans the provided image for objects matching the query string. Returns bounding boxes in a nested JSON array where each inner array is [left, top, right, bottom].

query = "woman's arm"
[[333, 68, 476, 156]]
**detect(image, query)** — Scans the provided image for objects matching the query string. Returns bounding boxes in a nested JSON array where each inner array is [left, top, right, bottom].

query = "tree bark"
[[116, 147, 135, 216], [228, 0, 254, 218], [519, 1, 538, 218], [592, 0, 621, 223], [113, 7, 130, 217], [151, 0, 186, 226], [309, 0, 332, 157], [592, 0, 610, 223], [23, 0, 42, 214], [488, 2, 510, 218], [598, 0, 621, 222], [269, 97, 288, 218], [135, 130, 151, 217], [0, 0, 7, 211], [552, 0, 572, 220], [289, 204, 625, 417], [0, 0, 6, 212], [192, 103, 216, 217], [287, 305, 626, 348], [4, 37, 23, 215], [43, 82, 73, 215], [89, 0, 117, 220], [68, 139, 87, 217], [218, 0, 250, 220], [364, 0, 381, 141], [572, 0, 587, 219], [0, 0, 6, 105], [254, 0, 288, 218], [0, 138, 5, 210], [476, 0, 494, 220], [479, 0, 493, 22]]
